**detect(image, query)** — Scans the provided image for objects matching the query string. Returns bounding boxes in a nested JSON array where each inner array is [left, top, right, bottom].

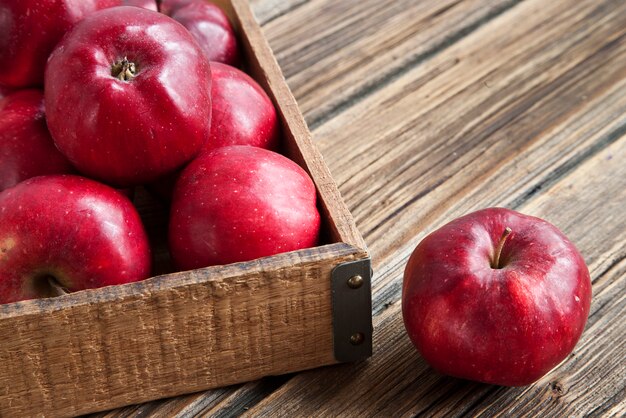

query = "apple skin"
[[0, 90, 75, 192], [169, 145, 320, 270], [402, 208, 592, 386], [0, 175, 151, 304], [0, 0, 121, 89], [208, 62, 279, 152], [44, 6, 212, 187], [161, 0, 241, 66], [122, 0, 158, 11]]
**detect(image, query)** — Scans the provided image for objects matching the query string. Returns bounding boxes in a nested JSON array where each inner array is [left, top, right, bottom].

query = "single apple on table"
[[0, 0, 121, 89], [44, 6, 212, 187], [0, 90, 75, 192], [0, 175, 152, 305], [402, 207, 592, 386], [132, 0, 240, 66], [169, 145, 320, 270]]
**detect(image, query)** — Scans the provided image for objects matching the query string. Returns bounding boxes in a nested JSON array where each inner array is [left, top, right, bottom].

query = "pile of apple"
[[0, 0, 320, 304]]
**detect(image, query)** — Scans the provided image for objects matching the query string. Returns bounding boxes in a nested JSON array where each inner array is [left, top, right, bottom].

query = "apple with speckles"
[[0, 175, 151, 304], [169, 145, 320, 270], [0, 90, 74, 192], [44, 6, 212, 187], [402, 207, 592, 386]]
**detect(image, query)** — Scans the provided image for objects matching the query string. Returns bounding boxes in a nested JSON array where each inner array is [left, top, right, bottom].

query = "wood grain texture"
[[100, 0, 626, 415], [1, 243, 359, 417], [262, 0, 522, 128], [312, 0, 626, 267]]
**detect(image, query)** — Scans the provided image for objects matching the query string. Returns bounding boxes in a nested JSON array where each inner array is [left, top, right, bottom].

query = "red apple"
[[161, 0, 240, 66], [402, 207, 592, 386], [44, 6, 212, 187], [0, 175, 151, 304], [169, 145, 320, 270], [122, 0, 158, 10], [0, 90, 74, 192], [208, 62, 280, 152], [0, 0, 120, 89]]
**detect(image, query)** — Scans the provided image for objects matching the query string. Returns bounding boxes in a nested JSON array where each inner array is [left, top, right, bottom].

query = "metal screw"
[[350, 332, 364, 345], [347, 275, 363, 289]]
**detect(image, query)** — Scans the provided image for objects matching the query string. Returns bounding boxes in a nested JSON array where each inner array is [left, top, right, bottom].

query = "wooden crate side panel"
[[229, 0, 368, 253], [0, 244, 359, 417]]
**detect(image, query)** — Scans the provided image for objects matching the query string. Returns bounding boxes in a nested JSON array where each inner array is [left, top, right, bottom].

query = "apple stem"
[[111, 57, 136, 81], [492, 227, 512, 269], [47, 276, 69, 297]]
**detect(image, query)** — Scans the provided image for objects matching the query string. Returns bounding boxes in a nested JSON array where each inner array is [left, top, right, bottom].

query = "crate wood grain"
[[0, 243, 361, 416], [96, 0, 626, 415], [0, 0, 369, 416]]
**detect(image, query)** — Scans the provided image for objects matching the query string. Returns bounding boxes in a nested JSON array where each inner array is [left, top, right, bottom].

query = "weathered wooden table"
[[99, 0, 625, 415]]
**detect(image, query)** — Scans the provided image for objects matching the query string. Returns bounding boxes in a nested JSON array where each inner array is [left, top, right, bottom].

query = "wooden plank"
[[0, 243, 359, 417], [89, 374, 234, 417], [200, 377, 290, 417], [367, 74, 626, 317], [262, 0, 522, 126]]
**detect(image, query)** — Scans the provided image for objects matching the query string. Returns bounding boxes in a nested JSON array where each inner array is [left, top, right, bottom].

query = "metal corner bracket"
[[331, 258, 373, 363]]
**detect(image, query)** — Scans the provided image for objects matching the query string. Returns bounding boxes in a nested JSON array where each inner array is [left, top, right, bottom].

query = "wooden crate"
[[0, 1, 371, 416]]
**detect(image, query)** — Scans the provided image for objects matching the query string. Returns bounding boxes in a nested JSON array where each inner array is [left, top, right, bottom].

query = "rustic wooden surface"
[[1, 242, 363, 417], [97, 0, 626, 415]]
